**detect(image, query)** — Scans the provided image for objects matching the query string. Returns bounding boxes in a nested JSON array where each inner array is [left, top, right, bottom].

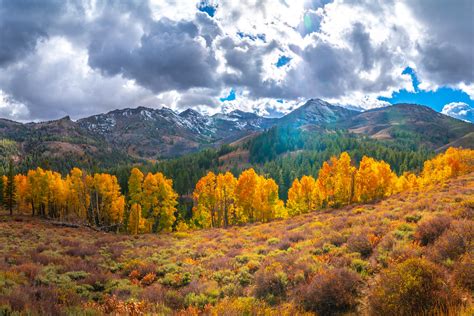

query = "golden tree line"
[[192, 147, 474, 228], [6, 167, 178, 233], [4, 147, 474, 233]]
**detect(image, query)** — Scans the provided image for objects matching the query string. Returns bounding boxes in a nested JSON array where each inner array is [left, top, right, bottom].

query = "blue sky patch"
[[380, 67, 473, 112], [276, 56, 291, 68], [380, 87, 473, 112], [198, 1, 217, 17], [237, 32, 266, 42], [402, 67, 420, 92], [220, 89, 236, 102]]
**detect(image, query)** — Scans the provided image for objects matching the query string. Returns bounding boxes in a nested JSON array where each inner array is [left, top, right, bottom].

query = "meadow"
[[1, 172, 473, 315]]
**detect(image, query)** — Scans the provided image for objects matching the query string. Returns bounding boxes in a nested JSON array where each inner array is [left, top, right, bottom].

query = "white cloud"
[[441, 102, 474, 123], [0, 90, 30, 121], [0, 0, 472, 121], [0, 37, 153, 121]]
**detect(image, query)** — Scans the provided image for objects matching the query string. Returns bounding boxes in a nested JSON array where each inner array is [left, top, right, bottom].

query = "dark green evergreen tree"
[[5, 159, 15, 215]]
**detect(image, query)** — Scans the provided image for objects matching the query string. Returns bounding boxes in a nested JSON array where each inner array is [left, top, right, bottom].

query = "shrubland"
[[0, 171, 473, 314]]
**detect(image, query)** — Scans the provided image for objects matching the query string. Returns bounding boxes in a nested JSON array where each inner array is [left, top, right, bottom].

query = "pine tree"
[[5, 159, 15, 215]]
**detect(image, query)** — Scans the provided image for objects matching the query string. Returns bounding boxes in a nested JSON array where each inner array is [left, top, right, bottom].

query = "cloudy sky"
[[0, 0, 473, 122]]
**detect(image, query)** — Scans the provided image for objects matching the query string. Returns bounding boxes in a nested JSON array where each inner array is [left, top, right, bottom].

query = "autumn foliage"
[[4, 147, 474, 233], [286, 147, 474, 215]]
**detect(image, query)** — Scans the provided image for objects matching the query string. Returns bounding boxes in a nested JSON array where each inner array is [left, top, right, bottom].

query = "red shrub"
[[141, 272, 156, 286], [14, 262, 40, 281]]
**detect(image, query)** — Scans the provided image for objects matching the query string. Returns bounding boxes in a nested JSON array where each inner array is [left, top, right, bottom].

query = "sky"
[[0, 0, 473, 123]]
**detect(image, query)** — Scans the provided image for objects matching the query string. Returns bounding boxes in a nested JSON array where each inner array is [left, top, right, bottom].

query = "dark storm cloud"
[[219, 36, 279, 90], [274, 22, 404, 100], [407, 0, 474, 85], [88, 10, 220, 94], [0, 0, 88, 66], [0, 0, 473, 121], [175, 90, 220, 110]]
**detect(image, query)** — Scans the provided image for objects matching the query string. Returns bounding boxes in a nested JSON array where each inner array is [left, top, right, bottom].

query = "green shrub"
[[368, 258, 461, 316]]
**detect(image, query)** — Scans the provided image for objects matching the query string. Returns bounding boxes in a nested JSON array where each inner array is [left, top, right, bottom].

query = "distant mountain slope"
[[0, 116, 130, 171], [278, 98, 358, 126], [339, 104, 474, 149], [0, 100, 472, 173], [77, 107, 276, 159]]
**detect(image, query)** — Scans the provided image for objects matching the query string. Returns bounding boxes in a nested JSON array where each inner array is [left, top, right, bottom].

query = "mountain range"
[[0, 99, 473, 170]]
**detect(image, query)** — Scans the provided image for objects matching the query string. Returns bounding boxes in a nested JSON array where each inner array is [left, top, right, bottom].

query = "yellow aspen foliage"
[[216, 172, 238, 227], [287, 175, 320, 216], [420, 147, 474, 186], [354, 156, 397, 203], [395, 172, 419, 193], [27, 168, 48, 217], [192, 171, 239, 228], [14, 174, 30, 214], [142, 172, 178, 232], [235, 168, 259, 222], [317, 152, 355, 208], [128, 203, 145, 235], [2, 175, 8, 204], [255, 177, 282, 222], [334, 152, 356, 207], [192, 172, 218, 228], [66, 168, 90, 221], [235, 168, 283, 223], [128, 168, 144, 206], [91, 173, 125, 226]]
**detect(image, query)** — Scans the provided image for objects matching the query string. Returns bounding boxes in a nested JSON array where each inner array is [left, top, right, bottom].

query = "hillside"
[[77, 107, 276, 159], [0, 116, 132, 172], [339, 103, 474, 149], [0, 100, 473, 175], [1, 173, 473, 315]]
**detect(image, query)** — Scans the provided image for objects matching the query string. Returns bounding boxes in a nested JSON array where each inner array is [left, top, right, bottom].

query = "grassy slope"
[[1, 174, 473, 314]]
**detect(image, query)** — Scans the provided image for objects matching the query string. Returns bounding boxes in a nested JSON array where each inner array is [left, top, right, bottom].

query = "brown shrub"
[[164, 290, 185, 309], [139, 283, 166, 303], [59, 238, 81, 248], [428, 220, 474, 262], [299, 268, 362, 315], [14, 262, 40, 281], [64, 246, 96, 258], [347, 233, 372, 258], [82, 272, 110, 292], [276, 238, 292, 251], [368, 258, 462, 316], [326, 232, 346, 247], [288, 231, 306, 243], [254, 262, 288, 302], [453, 255, 474, 291], [414, 215, 451, 246], [29, 252, 64, 266], [5, 285, 81, 315]]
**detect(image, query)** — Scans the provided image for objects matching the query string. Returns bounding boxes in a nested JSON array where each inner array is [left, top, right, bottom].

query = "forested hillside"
[[0, 101, 472, 179]]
